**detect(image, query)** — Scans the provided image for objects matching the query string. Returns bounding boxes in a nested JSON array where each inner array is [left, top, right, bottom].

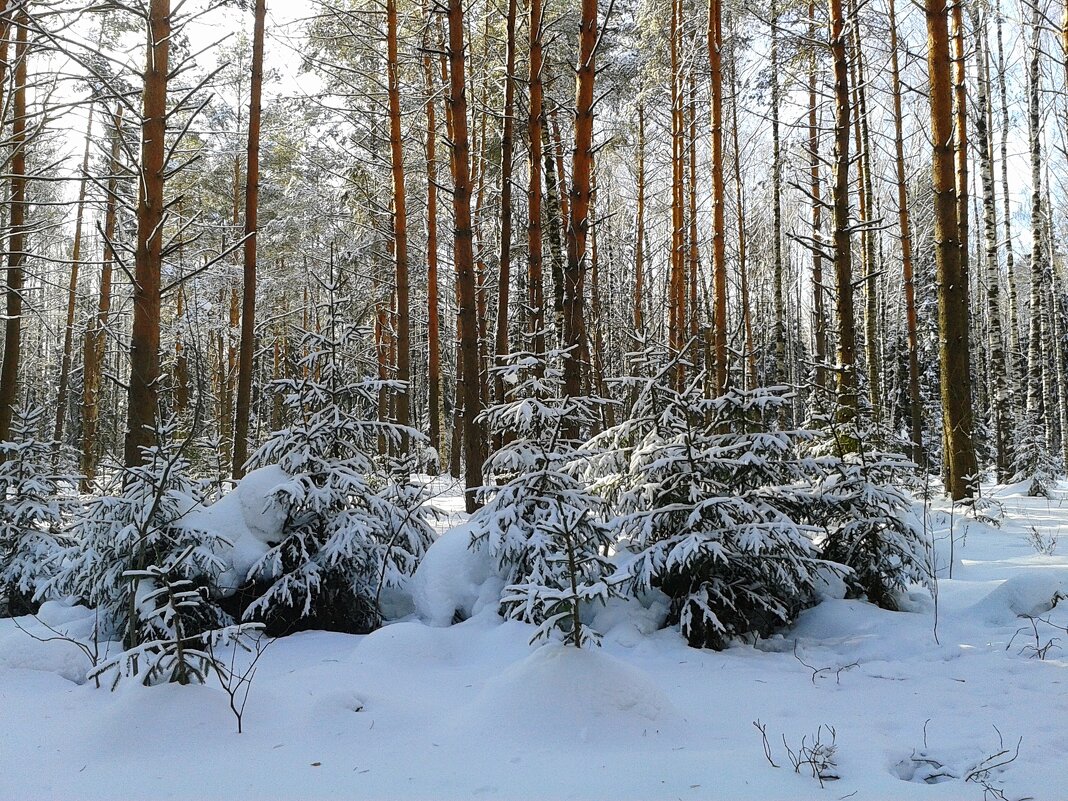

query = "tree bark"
[[829, 0, 858, 424], [233, 0, 266, 479], [889, 0, 924, 464], [422, 33, 442, 461], [125, 0, 171, 467], [0, 4, 27, 447], [445, 0, 484, 511], [771, 0, 786, 387], [708, 0, 727, 392], [562, 0, 598, 409], [54, 102, 96, 447], [926, 0, 977, 499], [808, 0, 827, 395], [494, 0, 518, 404], [82, 106, 123, 488], [972, 4, 1010, 480], [528, 0, 547, 358]]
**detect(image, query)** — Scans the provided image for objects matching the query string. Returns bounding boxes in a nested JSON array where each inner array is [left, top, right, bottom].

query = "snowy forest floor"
[[3, 480, 1068, 801]]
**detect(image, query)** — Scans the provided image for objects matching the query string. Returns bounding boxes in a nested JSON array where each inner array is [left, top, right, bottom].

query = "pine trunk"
[[233, 0, 266, 478], [889, 0, 924, 463], [528, 0, 547, 358], [0, 7, 27, 446], [124, 0, 171, 466], [829, 0, 858, 424], [494, 0, 518, 406], [446, 0, 485, 511], [926, 0, 977, 499], [562, 0, 598, 408]]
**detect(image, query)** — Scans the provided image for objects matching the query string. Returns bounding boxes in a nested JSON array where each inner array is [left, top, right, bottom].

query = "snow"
[[410, 522, 505, 626], [181, 464, 289, 594], [3, 481, 1068, 800]]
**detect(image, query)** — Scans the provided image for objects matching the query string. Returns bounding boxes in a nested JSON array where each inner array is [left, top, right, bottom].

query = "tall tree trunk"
[[951, 0, 969, 308], [849, 3, 882, 426], [528, 0, 547, 358], [995, 1, 1021, 382], [771, 0, 786, 387], [729, 37, 756, 391], [808, 0, 827, 395], [687, 72, 699, 344], [829, 0, 858, 424], [562, 0, 598, 409], [889, 0, 924, 464], [174, 281, 189, 413], [709, 0, 728, 391], [1025, 5, 1048, 440], [54, 102, 96, 447], [634, 102, 646, 335], [385, 0, 411, 450], [494, 0, 518, 404], [0, 4, 27, 446], [422, 39, 442, 462], [973, 4, 1010, 480], [233, 0, 266, 479], [926, 0, 977, 499], [446, 0, 484, 511], [83, 107, 123, 487], [125, 0, 171, 467], [542, 120, 565, 332], [669, 0, 685, 361]]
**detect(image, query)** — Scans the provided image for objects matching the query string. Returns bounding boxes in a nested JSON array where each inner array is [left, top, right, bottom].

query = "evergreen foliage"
[[1012, 420, 1059, 497], [581, 346, 825, 650], [88, 546, 262, 688], [0, 406, 79, 616], [240, 300, 433, 636], [473, 349, 614, 647], [47, 418, 228, 647], [804, 446, 930, 610]]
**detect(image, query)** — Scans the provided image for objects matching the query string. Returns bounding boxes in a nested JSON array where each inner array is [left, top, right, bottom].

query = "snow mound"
[[459, 644, 682, 744], [591, 593, 669, 647], [0, 605, 103, 684], [351, 620, 459, 666], [410, 523, 505, 625], [969, 572, 1068, 624], [182, 465, 289, 592]]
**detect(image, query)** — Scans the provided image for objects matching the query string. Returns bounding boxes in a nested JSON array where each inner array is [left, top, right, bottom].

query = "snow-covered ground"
[[3, 480, 1068, 801]]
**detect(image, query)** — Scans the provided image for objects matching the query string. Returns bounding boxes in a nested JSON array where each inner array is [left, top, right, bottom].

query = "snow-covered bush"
[[239, 308, 433, 636], [472, 349, 614, 646], [581, 346, 824, 650], [89, 547, 262, 688], [0, 406, 79, 616], [803, 450, 930, 610], [1012, 420, 1059, 497], [47, 419, 228, 647]]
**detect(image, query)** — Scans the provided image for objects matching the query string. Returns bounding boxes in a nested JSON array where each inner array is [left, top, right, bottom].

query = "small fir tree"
[[240, 291, 433, 636], [0, 406, 79, 616], [472, 349, 615, 647], [48, 418, 228, 647], [580, 345, 826, 650], [89, 546, 262, 688]]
